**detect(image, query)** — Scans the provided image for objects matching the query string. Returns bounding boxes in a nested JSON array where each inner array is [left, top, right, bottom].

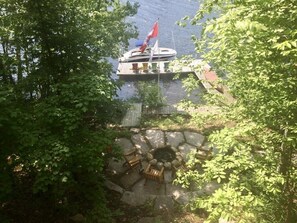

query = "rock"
[[165, 131, 185, 147], [173, 192, 192, 205], [132, 178, 165, 195], [107, 158, 127, 175], [176, 155, 183, 162], [145, 129, 165, 149], [175, 151, 182, 156], [171, 146, 178, 152], [196, 150, 208, 159], [140, 160, 148, 169], [154, 195, 175, 212], [172, 159, 182, 168], [166, 183, 188, 198], [178, 143, 196, 162], [173, 191, 204, 205], [120, 191, 137, 206], [121, 191, 156, 206], [184, 131, 205, 147], [146, 152, 153, 161], [115, 138, 134, 153], [164, 162, 172, 170], [156, 162, 164, 170], [201, 141, 213, 152], [164, 170, 173, 183], [130, 128, 140, 133], [149, 159, 157, 165], [212, 146, 219, 156], [104, 180, 125, 194], [120, 168, 142, 189], [203, 181, 221, 195], [131, 134, 150, 154]]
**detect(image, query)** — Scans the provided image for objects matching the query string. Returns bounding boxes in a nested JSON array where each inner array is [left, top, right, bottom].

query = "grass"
[[139, 112, 226, 136], [140, 113, 192, 130]]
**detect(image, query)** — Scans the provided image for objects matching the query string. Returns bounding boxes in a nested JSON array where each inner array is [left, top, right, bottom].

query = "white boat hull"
[[119, 47, 177, 63]]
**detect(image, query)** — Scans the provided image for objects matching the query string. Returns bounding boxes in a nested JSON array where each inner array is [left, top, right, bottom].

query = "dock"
[[117, 59, 234, 103], [119, 60, 235, 127], [116, 60, 197, 77]]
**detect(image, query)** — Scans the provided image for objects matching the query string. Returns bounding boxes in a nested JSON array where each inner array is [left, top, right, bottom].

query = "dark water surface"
[[114, 0, 203, 104]]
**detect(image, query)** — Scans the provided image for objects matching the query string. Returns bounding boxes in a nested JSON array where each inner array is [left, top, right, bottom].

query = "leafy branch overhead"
[[177, 0, 297, 222], [0, 0, 138, 222]]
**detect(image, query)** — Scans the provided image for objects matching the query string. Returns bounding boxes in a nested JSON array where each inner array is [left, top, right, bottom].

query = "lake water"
[[113, 0, 204, 104]]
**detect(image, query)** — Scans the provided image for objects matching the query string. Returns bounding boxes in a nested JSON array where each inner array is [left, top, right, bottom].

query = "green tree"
[[136, 81, 166, 109], [0, 0, 138, 222], [178, 0, 297, 222]]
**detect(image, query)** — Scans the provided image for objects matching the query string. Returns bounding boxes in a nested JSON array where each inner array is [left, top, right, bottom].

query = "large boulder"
[[145, 129, 165, 149], [165, 131, 185, 147], [184, 131, 205, 147]]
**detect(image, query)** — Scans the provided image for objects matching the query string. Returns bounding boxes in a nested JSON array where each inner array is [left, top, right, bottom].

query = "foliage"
[[135, 80, 166, 109], [177, 0, 297, 222], [140, 113, 189, 130], [172, 55, 204, 97], [0, 0, 138, 222]]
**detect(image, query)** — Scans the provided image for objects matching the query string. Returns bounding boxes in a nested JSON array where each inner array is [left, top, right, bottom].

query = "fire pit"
[[153, 146, 176, 163], [146, 145, 183, 170]]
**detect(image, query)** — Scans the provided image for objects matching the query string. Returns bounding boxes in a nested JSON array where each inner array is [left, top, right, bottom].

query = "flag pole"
[[157, 18, 160, 104]]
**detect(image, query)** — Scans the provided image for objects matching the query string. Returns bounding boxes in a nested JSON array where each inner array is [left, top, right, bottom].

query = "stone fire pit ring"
[[145, 145, 183, 170]]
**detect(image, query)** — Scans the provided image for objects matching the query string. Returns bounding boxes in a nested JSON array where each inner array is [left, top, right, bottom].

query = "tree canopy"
[[178, 0, 297, 222], [0, 0, 138, 222]]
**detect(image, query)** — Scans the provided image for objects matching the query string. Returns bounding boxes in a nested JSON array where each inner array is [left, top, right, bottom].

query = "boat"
[[118, 46, 177, 63], [119, 20, 177, 63]]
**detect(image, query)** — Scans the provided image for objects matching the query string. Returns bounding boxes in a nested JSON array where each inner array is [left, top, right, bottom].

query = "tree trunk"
[[279, 128, 296, 223]]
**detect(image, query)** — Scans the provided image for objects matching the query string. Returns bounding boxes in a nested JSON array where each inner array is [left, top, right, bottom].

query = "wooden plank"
[[121, 103, 142, 127]]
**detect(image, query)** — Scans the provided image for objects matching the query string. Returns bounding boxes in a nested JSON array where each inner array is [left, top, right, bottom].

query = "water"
[[113, 0, 203, 104]]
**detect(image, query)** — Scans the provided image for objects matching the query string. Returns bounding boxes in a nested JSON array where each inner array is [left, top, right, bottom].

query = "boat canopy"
[[135, 39, 150, 47]]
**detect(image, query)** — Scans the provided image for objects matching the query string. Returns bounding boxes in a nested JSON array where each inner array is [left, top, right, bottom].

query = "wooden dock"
[[117, 59, 235, 105], [118, 60, 235, 127], [116, 60, 197, 76]]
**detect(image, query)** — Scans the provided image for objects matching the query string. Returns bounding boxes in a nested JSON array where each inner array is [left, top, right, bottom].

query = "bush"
[[135, 81, 166, 109]]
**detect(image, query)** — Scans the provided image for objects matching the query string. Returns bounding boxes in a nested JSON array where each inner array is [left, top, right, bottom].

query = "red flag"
[[148, 21, 158, 38], [140, 21, 159, 52], [139, 42, 148, 52]]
